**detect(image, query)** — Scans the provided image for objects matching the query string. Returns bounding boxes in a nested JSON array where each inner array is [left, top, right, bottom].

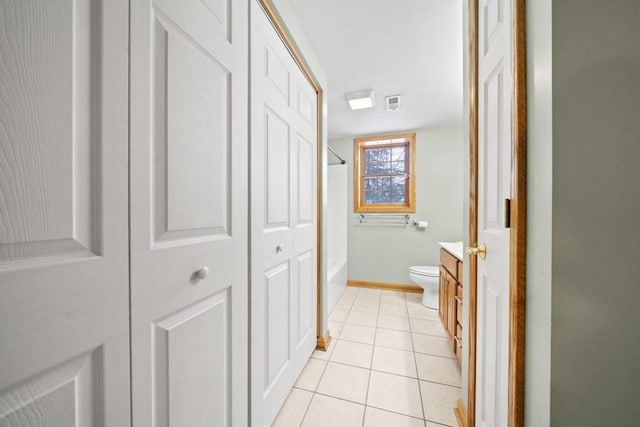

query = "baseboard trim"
[[347, 280, 423, 294], [454, 399, 468, 427], [316, 330, 331, 351]]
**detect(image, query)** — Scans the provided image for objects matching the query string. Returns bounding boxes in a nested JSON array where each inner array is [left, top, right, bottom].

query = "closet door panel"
[[0, 0, 130, 425], [130, 0, 248, 425], [250, 2, 318, 425]]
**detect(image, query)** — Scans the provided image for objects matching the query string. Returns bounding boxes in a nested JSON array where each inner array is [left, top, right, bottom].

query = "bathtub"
[[327, 258, 347, 315]]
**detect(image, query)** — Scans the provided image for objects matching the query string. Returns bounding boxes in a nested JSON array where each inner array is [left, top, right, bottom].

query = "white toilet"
[[409, 266, 440, 309]]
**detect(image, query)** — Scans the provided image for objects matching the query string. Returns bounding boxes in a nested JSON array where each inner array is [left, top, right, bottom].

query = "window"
[[353, 132, 416, 213]]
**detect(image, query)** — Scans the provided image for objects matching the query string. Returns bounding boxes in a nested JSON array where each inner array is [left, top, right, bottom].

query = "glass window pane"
[[379, 162, 393, 174], [391, 161, 405, 174], [365, 190, 377, 204], [365, 148, 378, 163], [391, 147, 405, 161], [364, 177, 377, 191], [392, 176, 405, 203], [377, 147, 392, 162], [378, 176, 391, 190], [378, 189, 392, 203]]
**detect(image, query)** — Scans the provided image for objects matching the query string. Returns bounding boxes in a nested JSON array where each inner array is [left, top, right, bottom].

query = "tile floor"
[[272, 287, 461, 427]]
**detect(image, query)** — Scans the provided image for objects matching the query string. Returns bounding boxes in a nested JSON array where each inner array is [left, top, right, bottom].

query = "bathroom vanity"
[[438, 242, 463, 364]]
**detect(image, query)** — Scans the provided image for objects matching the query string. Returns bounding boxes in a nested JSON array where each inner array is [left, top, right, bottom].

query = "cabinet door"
[[447, 275, 458, 344], [439, 266, 448, 325]]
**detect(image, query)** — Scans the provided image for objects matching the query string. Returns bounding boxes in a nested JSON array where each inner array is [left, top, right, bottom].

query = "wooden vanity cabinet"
[[438, 248, 463, 363]]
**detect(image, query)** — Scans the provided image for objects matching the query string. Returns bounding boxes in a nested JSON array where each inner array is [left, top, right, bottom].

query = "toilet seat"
[[409, 266, 439, 277]]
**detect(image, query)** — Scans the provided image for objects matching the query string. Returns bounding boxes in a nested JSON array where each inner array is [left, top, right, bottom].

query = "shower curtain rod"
[[328, 145, 346, 164]]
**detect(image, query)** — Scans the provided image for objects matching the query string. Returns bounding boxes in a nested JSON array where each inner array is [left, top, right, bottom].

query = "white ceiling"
[[287, 0, 463, 139]]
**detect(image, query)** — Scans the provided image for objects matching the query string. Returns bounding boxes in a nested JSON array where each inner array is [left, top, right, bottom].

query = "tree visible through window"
[[354, 133, 416, 213]]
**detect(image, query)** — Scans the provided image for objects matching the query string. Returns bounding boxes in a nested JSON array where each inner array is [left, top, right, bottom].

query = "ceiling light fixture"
[[345, 90, 376, 110]]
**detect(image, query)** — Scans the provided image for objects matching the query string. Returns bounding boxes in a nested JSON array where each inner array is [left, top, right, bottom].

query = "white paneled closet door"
[[250, 2, 318, 425], [0, 0, 130, 425], [476, 0, 512, 425], [130, 0, 248, 426]]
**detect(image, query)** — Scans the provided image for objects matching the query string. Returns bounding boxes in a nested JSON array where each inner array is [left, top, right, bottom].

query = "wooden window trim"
[[353, 132, 416, 213]]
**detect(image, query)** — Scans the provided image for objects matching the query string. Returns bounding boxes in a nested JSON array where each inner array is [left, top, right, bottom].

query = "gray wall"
[[329, 127, 464, 284], [525, 0, 553, 424], [551, 1, 640, 424]]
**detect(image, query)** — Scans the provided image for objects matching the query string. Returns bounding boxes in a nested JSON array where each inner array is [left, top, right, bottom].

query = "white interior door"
[[476, 0, 512, 425], [0, 1, 130, 425], [130, 0, 248, 425], [250, 2, 318, 425]]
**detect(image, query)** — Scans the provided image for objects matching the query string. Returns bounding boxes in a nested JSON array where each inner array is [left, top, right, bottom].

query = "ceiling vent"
[[385, 95, 401, 111]]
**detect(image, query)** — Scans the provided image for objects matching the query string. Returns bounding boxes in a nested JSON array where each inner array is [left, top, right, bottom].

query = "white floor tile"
[[351, 299, 380, 313], [410, 318, 447, 337], [272, 387, 313, 427], [329, 340, 374, 368], [316, 362, 370, 404], [407, 298, 427, 310], [405, 292, 423, 302], [378, 313, 411, 331], [364, 407, 425, 427], [335, 299, 355, 311], [408, 306, 440, 320], [380, 292, 408, 306], [375, 328, 414, 351], [420, 381, 460, 426], [327, 321, 344, 339], [342, 287, 359, 298], [302, 394, 365, 427], [412, 333, 455, 358], [346, 310, 378, 327], [295, 358, 327, 391], [372, 346, 417, 378], [367, 371, 423, 419], [339, 323, 376, 345], [277, 291, 466, 427], [355, 293, 381, 304], [381, 290, 406, 297], [358, 288, 382, 296], [311, 337, 336, 361], [379, 303, 408, 316], [329, 308, 350, 322], [415, 353, 461, 387]]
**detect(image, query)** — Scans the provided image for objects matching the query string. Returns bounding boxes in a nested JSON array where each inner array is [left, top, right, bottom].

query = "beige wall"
[[329, 127, 464, 285]]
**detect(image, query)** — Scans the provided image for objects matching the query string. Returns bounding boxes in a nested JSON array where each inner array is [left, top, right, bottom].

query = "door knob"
[[195, 266, 210, 280], [466, 243, 487, 260]]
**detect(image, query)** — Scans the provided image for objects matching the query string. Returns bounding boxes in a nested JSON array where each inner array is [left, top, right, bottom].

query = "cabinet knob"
[[276, 244, 284, 254], [195, 266, 209, 280]]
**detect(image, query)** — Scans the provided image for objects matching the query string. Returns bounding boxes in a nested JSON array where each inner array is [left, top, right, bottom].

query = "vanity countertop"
[[438, 241, 463, 261]]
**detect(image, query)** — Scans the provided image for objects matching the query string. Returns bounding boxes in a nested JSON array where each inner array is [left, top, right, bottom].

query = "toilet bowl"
[[409, 266, 440, 309]]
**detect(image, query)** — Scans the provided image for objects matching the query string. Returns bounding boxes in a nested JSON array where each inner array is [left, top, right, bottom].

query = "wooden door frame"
[[255, 0, 329, 349], [462, 0, 527, 426]]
